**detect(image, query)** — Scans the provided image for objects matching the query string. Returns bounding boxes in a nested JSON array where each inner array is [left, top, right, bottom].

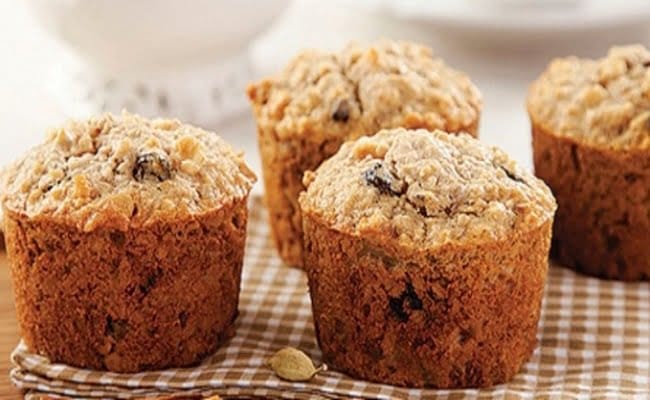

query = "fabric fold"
[[9, 198, 650, 399]]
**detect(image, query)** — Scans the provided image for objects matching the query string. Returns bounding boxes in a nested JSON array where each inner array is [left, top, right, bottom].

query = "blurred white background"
[[1, 0, 649, 190]]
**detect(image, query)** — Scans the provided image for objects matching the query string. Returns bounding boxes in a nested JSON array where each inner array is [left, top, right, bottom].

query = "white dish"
[[26, 0, 289, 73], [25, 0, 289, 127], [348, 0, 650, 43]]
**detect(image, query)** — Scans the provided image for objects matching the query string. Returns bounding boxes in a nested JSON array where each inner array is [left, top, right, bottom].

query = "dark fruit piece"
[[105, 317, 128, 340], [332, 99, 350, 122], [388, 281, 422, 322], [363, 162, 405, 196], [133, 152, 173, 182]]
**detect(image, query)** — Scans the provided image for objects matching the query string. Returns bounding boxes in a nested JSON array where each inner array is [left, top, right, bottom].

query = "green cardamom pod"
[[267, 347, 327, 382]]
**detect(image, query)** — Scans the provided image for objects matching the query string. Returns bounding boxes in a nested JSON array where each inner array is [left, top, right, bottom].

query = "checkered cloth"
[[10, 197, 650, 399]]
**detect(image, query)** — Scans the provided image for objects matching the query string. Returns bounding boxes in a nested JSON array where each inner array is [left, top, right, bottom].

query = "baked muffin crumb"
[[248, 40, 482, 267], [528, 45, 650, 280], [528, 44, 650, 150], [300, 128, 555, 388], [301, 129, 555, 248], [2, 112, 256, 372], [3, 112, 256, 232]]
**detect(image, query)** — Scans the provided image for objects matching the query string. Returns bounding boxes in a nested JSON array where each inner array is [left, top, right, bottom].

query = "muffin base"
[[4, 198, 249, 372], [259, 121, 479, 269], [258, 132, 344, 268], [302, 213, 551, 388], [532, 121, 650, 281]]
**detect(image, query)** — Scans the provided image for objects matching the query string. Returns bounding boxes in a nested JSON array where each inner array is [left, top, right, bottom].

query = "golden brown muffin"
[[2, 112, 256, 372], [247, 40, 482, 268], [0, 167, 5, 246], [299, 129, 556, 388], [527, 44, 650, 280]]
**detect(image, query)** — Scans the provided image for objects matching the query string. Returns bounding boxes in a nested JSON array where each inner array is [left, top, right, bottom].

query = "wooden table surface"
[[0, 251, 22, 399]]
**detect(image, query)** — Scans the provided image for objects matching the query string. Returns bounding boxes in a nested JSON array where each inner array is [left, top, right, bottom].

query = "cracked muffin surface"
[[528, 44, 650, 150], [301, 128, 555, 249], [300, 129, 556, 388], [247, 39, 482, 267], [3, 112, 256, 231]]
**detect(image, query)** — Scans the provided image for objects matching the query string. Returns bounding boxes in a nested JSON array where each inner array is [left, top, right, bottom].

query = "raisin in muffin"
[[2, 112, 256, 372], [527, 45, 650, 281], [247, 40, 482, 268], [299, 129, 556, 388]]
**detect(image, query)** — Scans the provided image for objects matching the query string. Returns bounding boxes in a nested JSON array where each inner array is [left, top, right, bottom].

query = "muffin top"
[[528, 44, 650, 151], [247, 40, 482, 141], [300, 129, 556, 249], [2, 112, 256, 231]]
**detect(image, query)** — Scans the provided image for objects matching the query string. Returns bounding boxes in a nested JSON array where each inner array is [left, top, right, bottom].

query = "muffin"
[[2, 112, 256, 372], [299, 129, 556, 388], [527, 45, 650, 280], [0, 167, 5, 246], [247, 40, 482, 268]]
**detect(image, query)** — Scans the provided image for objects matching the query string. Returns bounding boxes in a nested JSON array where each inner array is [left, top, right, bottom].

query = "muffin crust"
[[528, 45, 650, 280], [4, 112, 255, 231], [248, 40, 482, 267], [3, 112, 256, 371], [300, 129, 555, 388], [528, 45, 650, 151], [249, 41, 481, 143], [301, 129, 554, 249], [530, 124, 650, 280]]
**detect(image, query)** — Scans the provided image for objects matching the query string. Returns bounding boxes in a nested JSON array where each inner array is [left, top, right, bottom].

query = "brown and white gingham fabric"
[[10, 197, 650, 399]]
